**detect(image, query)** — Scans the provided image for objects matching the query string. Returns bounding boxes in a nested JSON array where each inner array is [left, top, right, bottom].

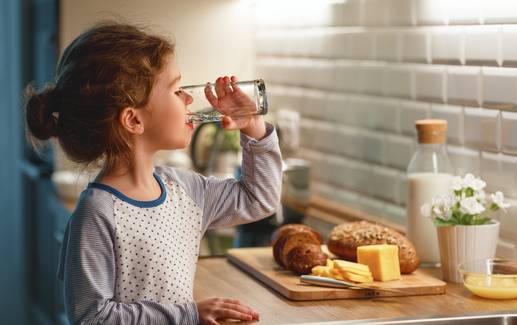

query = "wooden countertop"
[[194, 256, 517, 325]]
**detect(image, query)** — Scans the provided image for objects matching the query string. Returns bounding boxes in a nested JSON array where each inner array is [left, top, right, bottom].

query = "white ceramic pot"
[[436, 220, 500, 283]]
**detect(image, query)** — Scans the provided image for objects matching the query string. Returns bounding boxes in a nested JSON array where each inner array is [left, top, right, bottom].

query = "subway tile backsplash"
[[255, 0, 517, 257]]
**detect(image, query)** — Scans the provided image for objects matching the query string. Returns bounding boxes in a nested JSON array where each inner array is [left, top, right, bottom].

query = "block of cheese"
[[357, 244, 401, 282]]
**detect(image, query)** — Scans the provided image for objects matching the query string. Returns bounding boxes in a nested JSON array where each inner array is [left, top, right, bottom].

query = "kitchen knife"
[[300, 275, 406, 294]]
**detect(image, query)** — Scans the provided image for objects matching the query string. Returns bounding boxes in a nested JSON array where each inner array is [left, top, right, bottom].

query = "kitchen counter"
[[194, 256, 517, 325]]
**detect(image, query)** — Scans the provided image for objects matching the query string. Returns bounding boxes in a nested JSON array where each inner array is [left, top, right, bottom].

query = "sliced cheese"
[[341, 271, 374, 283], [333, 259, 371, 276], [357, 244, 401, 282]]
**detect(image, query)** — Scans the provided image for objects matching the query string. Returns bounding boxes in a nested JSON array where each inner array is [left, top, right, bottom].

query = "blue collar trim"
[[88, 173, 167, 208]]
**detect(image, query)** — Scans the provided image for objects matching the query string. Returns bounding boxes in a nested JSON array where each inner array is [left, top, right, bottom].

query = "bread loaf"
[[327, 221, 420, 274], [286, 244, 328, 275]]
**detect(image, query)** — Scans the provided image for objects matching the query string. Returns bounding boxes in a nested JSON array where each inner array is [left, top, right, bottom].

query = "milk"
[[407, 172, 453, 265]]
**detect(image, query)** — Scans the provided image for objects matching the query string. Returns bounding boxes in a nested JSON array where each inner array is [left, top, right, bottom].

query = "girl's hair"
[[24, 22, 175, 172]]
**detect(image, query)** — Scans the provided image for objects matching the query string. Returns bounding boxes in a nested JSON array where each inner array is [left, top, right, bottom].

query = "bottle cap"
[[415, 119, 448, 144]]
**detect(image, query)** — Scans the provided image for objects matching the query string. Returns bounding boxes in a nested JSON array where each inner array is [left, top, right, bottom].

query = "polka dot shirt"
[[113, 175, 202, 305]]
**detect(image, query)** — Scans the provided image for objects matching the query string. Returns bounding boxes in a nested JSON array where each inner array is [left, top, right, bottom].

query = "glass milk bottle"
[[406, 119, 454, 267]]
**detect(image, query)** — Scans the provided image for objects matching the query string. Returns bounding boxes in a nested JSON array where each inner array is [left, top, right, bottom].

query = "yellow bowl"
[[458, 258, 517, 299]]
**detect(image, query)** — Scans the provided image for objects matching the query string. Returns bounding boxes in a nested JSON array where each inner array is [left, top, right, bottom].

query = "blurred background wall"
[[3, 0, 517, 324], [256, 0, 517, 259]]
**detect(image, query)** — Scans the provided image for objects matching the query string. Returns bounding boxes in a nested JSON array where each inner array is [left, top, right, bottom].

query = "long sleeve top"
[[57, 123, 282, 324]]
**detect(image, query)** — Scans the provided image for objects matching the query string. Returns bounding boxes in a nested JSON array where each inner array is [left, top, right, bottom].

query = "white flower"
[[450, 176, 463, 191], [421, 203, 431, 218], [429, 194, 454, 219], [459, 196, 485, 215], [476, 190, 488, 205], [491, 191, 510, 209], [462, 173, 486, 192]]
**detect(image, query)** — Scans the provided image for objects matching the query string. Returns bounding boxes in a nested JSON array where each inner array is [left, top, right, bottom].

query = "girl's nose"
[[183, 92, 193, 105]]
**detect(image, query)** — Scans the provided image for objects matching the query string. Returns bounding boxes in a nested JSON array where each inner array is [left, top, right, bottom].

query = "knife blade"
[[300, 275, 406, 294]]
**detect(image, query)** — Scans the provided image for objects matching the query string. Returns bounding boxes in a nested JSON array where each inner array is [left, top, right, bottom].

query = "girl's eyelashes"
[[174, 89, 184, 96]]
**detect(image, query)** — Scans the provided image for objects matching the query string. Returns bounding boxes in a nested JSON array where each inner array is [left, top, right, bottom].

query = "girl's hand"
[[205, 76, 266, 140], [196, 297, 259, 325]]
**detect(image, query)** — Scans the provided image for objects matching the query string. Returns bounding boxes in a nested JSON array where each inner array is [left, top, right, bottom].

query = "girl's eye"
[[174, 89, 183, 96]]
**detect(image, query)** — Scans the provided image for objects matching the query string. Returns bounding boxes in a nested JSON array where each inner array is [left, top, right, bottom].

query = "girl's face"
[[141, 55, 194, 151]]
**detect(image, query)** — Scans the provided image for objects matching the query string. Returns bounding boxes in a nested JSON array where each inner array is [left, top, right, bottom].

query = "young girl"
[[24, 23, 282, 324]]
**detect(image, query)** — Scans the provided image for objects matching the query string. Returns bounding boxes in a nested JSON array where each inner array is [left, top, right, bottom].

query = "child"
[[24, 23, 282, 324]]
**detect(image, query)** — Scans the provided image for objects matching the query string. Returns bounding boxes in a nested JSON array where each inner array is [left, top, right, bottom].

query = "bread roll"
[[328, 221, 420, 274], [276, 231, 321, 268], [271, 223, 323, 247], [286, 244, 328, 275], [272, 224, 323, 267]]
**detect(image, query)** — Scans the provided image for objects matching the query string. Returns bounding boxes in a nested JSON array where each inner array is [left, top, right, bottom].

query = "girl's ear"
[[119, 107, 144, 135]]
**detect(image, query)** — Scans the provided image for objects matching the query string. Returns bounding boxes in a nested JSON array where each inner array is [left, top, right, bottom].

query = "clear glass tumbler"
[[181, 79, 268, 124]]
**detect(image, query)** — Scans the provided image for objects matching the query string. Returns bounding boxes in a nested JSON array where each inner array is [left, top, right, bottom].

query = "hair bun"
[[25, 85, 59, 141]]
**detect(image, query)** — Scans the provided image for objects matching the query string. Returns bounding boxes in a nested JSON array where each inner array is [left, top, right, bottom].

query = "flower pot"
[[436, 220, 500, 283]]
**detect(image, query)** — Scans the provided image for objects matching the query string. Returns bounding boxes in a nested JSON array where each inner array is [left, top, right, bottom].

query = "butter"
[[357, 244, 401, 282]]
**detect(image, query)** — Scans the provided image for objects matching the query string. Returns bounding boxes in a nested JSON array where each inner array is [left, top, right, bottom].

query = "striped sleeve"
[[57, 189, 199, 325], [163, 122, 282, 232]]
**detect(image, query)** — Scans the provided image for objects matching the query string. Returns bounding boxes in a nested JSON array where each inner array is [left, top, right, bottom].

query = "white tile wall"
[[430, 104, 463, 145], [486, 155, 517, 195], [383, 64, 414, 98], [256, 0, 517, 256], [401, 30, 430, 63], [361, 0, 388, 27], [501, 111, 517, 155], [414, 65, 446, 102], [398, 100, 430, 135], [463, 107, 500, 151], [387, 0, 415, 26], [385, 134, 413, 170], [481, 152, 517, 198], [501, 26, 517, 67], [499, 198, 517, 239], [446, 66, 481, 106], [359, 62, 385, 95], [371, 166, 400, 202], [445, 0, 482, 25], [415, 0, 447, 25], [336, 60, 361, 93], [376, 30, 401, 62], [497, 239, 516, 259], [482, 67, 517, 109], [431, 26, 464, 64], [464, 25, 501, 66], [447, 145, 480, 177], [341, 0, 361, 26], [349, 32, 376, 60], [481, 0, 517, 24], [368, 97, 399, 133]]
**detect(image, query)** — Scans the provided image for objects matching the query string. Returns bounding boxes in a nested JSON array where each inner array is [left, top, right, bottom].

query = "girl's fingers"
[[214, 77, 226, 99], [215, 308, 253, 321], [221, 116, 239, 130], [223, 298, 241, 305], [220, 302, 256, 316], [204, 83, 218, 108], [223, 76, 233, 94], [229, 75, 242, 94], [205, 318, 220, 325]]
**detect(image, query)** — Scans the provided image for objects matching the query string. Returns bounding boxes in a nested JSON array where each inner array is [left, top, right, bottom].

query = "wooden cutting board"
[[227, 246, 447, 301]]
